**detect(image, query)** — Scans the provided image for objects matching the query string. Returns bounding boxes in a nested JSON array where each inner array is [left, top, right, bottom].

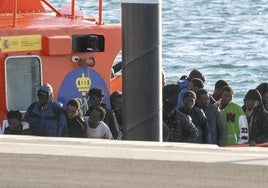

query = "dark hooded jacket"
[[243, 89, 268, 144]]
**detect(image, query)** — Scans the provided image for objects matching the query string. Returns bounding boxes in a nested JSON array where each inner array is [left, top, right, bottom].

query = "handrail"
[[12, 0, 18, 27], [10, 0, 101, 24], [40, 0, 61, 16], [71, 0, 75, 19]]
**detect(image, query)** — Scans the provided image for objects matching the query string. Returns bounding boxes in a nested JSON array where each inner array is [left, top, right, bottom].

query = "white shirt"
[[87, 121, 113, 139]]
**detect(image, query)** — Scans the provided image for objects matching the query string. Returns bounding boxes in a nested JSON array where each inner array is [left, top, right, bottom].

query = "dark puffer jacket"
[[164, 109, 198, 143]]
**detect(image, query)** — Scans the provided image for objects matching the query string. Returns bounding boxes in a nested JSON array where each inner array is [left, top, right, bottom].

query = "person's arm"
[[215, 107, 226, 146], [183, 116, 198, 143], [237, 114, 249, 144], [199, 109, 212, 144], [105, 127, 113, 139], [255, 111, 268, 144], [104, 110, 119, 139], [58, 113, 68, 137]]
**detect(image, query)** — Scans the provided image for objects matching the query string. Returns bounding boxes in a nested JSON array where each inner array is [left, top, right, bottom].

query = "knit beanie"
[[38, 83, 53, 100]]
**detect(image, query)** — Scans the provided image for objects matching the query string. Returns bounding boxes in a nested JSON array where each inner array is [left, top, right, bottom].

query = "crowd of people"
[[3, 69, 268, 147], [4, 83, 122, 140], [163, 69, 268, 146]]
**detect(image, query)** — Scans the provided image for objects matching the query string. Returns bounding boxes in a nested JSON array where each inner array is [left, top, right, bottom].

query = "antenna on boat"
[[97, 0, 103, 25]]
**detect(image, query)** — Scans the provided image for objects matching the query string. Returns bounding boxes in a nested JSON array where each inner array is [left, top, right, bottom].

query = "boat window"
[[72, 34, 105, 52], [5, 56, 41, 112], [112, 50, 122, 77]]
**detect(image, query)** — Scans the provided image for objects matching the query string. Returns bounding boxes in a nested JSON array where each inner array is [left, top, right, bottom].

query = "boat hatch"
[[72, 34, 105, 52]]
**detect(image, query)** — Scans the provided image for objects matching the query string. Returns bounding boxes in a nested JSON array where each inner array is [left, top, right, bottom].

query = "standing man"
[[163, 99, 198, 143], [196, 89, 226, 146], [24, 83, 67, 136], [65, 99, 87, 138], [178, 91, 212, 144], [219, 85, 248, 146]]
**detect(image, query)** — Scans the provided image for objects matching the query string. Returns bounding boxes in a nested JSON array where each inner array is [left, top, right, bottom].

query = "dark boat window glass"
[[5, 56, 41, 112], [72, 34, 105, 52]]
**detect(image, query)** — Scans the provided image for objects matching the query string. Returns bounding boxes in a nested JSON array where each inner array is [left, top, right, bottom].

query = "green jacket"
[[221, 101, 248, 145]]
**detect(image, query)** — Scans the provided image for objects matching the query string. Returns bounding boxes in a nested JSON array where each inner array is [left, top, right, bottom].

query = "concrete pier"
[[1, 135, 268, 187]]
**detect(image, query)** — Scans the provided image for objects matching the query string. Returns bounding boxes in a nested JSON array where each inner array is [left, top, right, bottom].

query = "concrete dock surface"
[[1, 135, 268, 187]]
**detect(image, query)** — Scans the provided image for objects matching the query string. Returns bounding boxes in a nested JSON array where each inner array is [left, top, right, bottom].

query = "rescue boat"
[[0, 0, 122, 132]]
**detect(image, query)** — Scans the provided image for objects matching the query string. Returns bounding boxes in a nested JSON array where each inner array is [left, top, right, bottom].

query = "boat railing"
[[40, 0, 61, 16], [9, 0, 103, 27]]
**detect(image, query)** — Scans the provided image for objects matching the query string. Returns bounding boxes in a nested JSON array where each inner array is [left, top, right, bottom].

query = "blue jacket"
[[178, 106, 212, 144], [24, 101, 67, 136]]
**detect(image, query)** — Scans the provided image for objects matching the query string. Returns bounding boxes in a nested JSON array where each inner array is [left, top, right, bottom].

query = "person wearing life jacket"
[[242, 89, 268, 146], [23, 83, 68, 137]]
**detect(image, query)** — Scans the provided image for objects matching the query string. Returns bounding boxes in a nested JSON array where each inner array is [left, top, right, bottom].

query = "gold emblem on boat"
[[76, 73, 91, 96]]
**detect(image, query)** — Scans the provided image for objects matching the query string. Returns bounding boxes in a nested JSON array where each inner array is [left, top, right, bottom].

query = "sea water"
[[49, 0, 268, 105]]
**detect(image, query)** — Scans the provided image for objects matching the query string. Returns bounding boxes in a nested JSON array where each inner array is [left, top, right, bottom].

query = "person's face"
[[66, 105, 78, 119], [221, 91, 232, 106], [183, 97, 195, 111], [38, 94, 49, 105], [90, 95, 103, 107], [197, 94, 210, 109], [89, 109, 102, 127], [263, 92, 268, 110], [8, 118, 20, 131], [111, 97, 122, 116], [163, 108, 175, 119], [187, 82, 195, 91], [245, 99, 257, 110]]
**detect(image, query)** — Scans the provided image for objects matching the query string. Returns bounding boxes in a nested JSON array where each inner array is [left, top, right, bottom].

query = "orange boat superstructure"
[[0, 0, 122, 131]]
